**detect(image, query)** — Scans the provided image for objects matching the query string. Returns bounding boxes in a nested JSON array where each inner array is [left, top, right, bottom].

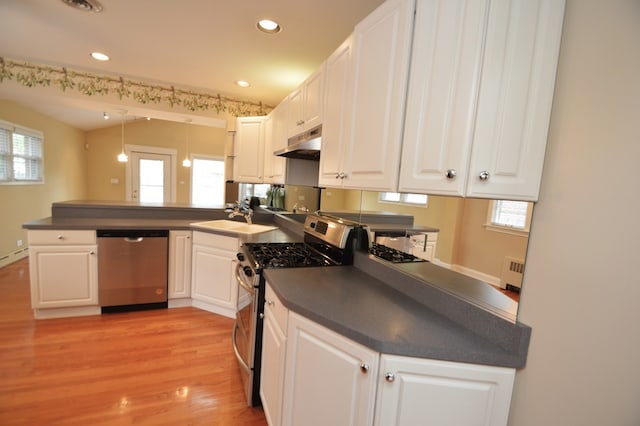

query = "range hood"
[[274, 125, 321, 160]]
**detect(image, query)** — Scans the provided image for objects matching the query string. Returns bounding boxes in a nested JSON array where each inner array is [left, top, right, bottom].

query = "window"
[[0, 120, 43, 184], [191, 156, 225, 206], [239, 183, 270, 201], [486, 200, 533, 235], [379, 192, 428, 207]]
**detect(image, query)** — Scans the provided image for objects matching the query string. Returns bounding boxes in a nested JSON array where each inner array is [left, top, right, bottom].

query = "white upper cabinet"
[[400, 0, 565, 201], [233, 116, 265, 183], [399, 0, 490, 197], [263, 106, 286, 185], [318, 35, 353, 187], [340, 0, 416, 191], [287, 65, 325, 137], [465, 0, 565, 200]]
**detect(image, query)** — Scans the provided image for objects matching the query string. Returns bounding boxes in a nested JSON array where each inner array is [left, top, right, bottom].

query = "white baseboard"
[[450, 264, 501, 287], [191, 299, 236, 319], [168, 298, 193, 308], [0, 247, 29, 269]]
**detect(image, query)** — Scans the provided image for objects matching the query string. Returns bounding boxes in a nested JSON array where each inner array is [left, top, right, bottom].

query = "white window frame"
[[190, 154, 226, 206], [379, 192, 428, 207], [0, 119, 44, 185], [485, 200, 533, 236]]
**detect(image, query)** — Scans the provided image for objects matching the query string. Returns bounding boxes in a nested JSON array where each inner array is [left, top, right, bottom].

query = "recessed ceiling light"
[[235, 80, 250, 88], [257, 19, 282, 34], [60, 0, 103, 13], [90, 52, 110, 61]]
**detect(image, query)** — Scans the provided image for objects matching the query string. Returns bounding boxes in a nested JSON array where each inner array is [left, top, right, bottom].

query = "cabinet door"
[[282, 312, 378, 426], [341, 0, 415, 191], [29, 245, 98, 308], [267, 102, 287, 184], [466, 0, 565, 201], [191, 243, 237, 317], [375, 355, 515, 426], [233, 116, 265, 183], [168, 230, 192, 299], [302, 64, 325, 131], [318, 36, 352, 187], [399, 0, 490, 196], [287, 86, 304, 137], [260, 284, 288, 426]]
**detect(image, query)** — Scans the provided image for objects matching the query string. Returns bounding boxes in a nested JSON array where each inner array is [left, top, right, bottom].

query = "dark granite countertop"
[[264, 253, 530, 369]]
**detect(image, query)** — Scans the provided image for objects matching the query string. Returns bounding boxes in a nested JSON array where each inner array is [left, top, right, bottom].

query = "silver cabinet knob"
[[335, 173, 341, 179], [266, 300, 275, 307], [445, 169, 456, 179], [479, 171, 490, 181], [360, 363, 369, 374], [89, 251, 96, 255], [57, 235, 64, 240], [385, 372, 395, 382], [340, 172, 347, 179], [259, 313, 265, 319]]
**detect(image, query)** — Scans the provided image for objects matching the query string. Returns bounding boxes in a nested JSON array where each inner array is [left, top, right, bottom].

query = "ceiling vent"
[[60, 0, 103, 13]]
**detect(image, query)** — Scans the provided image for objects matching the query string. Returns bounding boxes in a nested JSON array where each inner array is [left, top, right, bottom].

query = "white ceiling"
[[0, 0, 385, 130]]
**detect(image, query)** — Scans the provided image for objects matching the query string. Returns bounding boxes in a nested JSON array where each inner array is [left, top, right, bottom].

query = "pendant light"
[[117, 110, 128, 162], [182, 119, 192, 168]]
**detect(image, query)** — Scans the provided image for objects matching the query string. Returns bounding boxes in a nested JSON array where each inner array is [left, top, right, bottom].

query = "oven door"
[[232, 262, 258, 406]]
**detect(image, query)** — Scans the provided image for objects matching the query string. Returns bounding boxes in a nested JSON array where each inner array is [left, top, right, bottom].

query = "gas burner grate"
[[244, 242, 333, 269], [368, 243, 427, 263]]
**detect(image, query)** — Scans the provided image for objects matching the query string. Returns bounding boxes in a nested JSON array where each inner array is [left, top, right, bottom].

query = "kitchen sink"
[[190, 220, 277, 235]]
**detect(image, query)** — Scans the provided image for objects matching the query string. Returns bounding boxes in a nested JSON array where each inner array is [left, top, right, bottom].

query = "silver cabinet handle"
[[385, 372, 395, 382], [360, 363, 369, 374], [445, 169, 456, 179], [479, 171, 490, 181]]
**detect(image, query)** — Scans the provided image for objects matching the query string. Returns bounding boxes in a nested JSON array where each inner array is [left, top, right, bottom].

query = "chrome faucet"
[[226, 201, 253, 224]]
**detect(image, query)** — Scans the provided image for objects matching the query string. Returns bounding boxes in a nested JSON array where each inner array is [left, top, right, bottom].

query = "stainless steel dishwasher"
[[97, 229, 169, 312]]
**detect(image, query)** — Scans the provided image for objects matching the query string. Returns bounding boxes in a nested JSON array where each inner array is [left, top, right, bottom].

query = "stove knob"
[[236, 253, 245, 261], [243, 266, 253, 277]]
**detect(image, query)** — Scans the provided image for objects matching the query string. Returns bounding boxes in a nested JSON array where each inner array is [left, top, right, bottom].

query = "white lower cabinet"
[[282, 311, 379, 426], [27, 230, 99, 316], [262, 294, 516, 426], [190, 231, 238, 318], [168, 230, 192, 300], [260, 283, 289, 426], [374, 355, 515, 426]]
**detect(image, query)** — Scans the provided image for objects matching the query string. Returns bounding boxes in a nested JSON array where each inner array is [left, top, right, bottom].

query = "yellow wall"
[[453, 198, 529, 278], [0, 99, 88, 258], [86, 119, 227, 202]]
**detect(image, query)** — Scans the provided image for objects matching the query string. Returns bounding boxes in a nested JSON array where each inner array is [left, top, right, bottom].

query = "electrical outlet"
[[298, 195, 305, 201], [17, 239, 23, 247]]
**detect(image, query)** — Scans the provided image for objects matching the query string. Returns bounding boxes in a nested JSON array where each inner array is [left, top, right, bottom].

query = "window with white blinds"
[[0, 120, 44, 184]]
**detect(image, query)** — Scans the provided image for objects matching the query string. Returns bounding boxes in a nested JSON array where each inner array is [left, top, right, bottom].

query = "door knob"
[[445, 169, 456, 179]]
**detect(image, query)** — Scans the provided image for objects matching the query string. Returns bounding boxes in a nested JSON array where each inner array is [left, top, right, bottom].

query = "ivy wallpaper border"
[[0, 57, 270, 117]]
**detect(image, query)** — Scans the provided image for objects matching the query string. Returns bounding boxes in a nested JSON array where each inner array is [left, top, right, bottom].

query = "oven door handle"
[[235, 263, 256, 294], [232, 321, 251, 374]]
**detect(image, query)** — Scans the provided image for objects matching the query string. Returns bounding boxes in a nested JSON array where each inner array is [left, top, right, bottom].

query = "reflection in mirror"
[[319, 188, 531, 312]]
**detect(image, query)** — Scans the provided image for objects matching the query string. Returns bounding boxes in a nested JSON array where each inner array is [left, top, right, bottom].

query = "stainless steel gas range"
[[232, 214, 361, 406]]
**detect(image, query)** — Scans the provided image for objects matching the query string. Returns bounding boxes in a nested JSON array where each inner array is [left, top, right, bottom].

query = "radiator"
[[500, 257, 525, 290]]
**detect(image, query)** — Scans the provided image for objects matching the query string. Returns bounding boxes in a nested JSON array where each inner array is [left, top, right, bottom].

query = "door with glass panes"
[[128, 151, 174, 203]]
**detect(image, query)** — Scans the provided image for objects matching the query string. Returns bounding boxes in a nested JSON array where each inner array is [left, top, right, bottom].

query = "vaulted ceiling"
[[0, 0, 384, 129]]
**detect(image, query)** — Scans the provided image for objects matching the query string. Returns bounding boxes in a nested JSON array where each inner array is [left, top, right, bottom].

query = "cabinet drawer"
[[192, 231, 238, 251], [265, 283, 288, 334], [28, 230, 96, 245]]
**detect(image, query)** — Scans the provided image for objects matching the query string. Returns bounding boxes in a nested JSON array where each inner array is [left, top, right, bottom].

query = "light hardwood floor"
[[0, 258, 267, 425]]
